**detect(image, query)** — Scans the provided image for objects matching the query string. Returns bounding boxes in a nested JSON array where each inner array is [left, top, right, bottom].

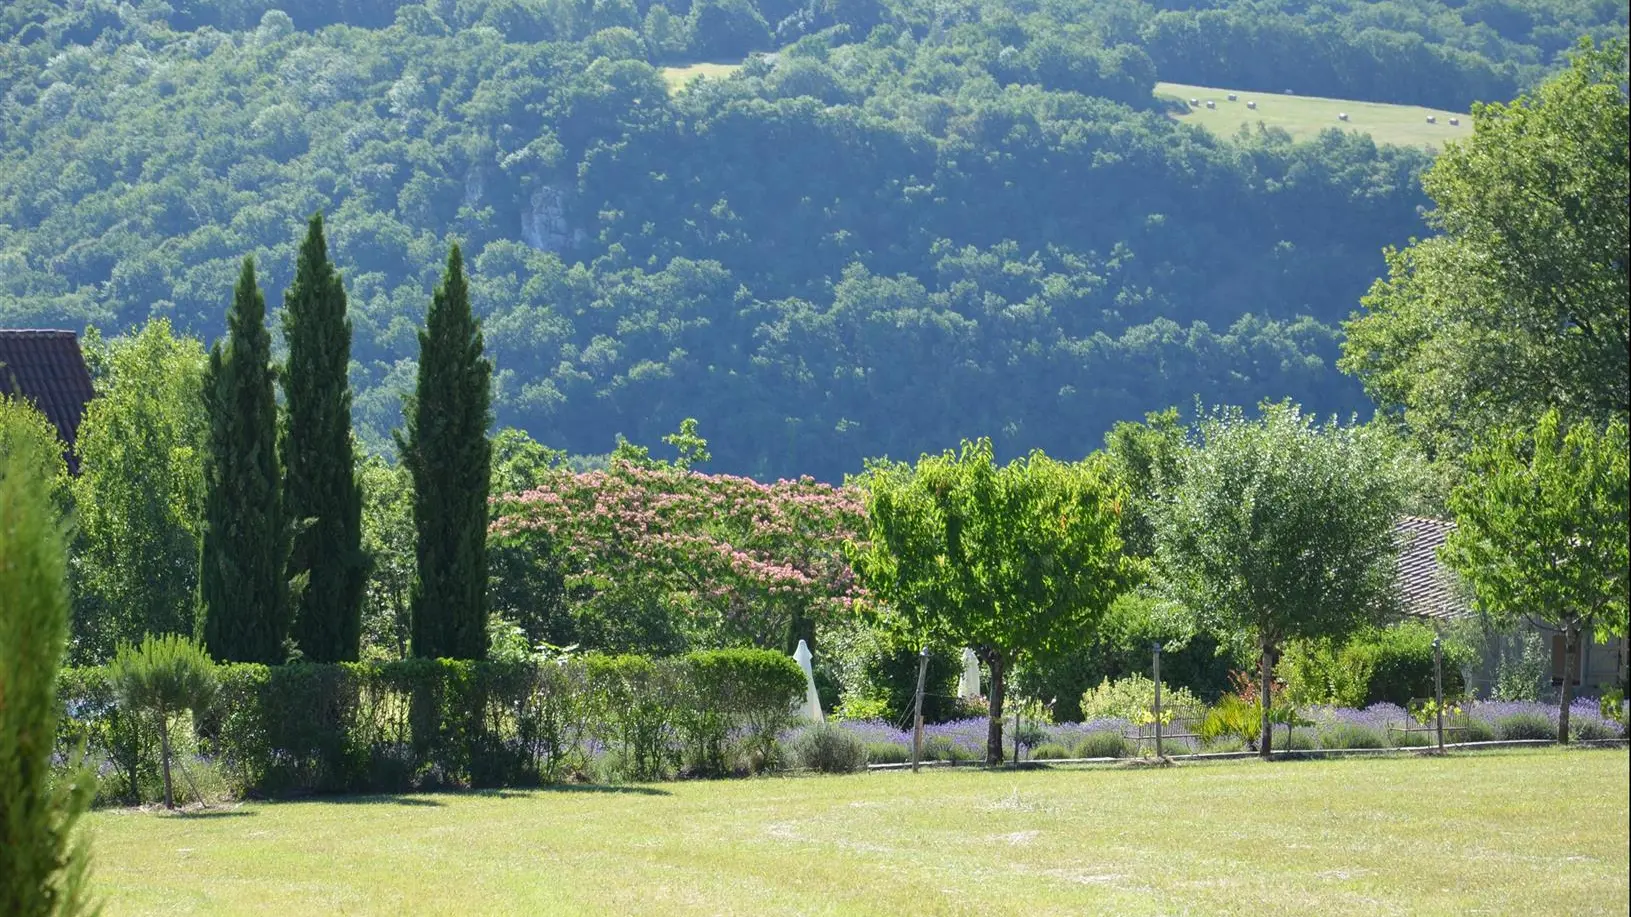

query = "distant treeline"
[[2, 1, 1620, 477]]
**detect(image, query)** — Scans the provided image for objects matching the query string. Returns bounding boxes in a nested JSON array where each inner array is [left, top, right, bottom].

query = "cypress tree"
[[0, 423, 97, 917], [397, 245, 492, 660], [282, 213, 366, 662], [198, 258, 291, 663]]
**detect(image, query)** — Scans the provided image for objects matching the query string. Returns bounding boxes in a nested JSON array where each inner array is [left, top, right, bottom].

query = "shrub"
[[1282, 623, 1470, 708], [1080, 674, 1201, 723], [1201, 735, 1246, 753], [1494, 712, 1554, 741], [1198, 694, 1259, 748], [792, 724, 869, 773], [682, 648, 805, 776], [1389, 727, 1433, 748], [832, 695, 890, 722], [1570, 719, 1620, 742], [921, 736, 976, 763], [1283, 729, 1317, 751], [1459, 719, 1496, 743], [1028, 742, 1074, 760], [586, 654, 682, 782], [864, 742, 908, 764], [1072, 732, 1130, 759], [107, 634, 218, 809], [1318, 724, 1386, 749]]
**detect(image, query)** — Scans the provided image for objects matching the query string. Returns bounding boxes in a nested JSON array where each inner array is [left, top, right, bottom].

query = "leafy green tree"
[[398, 245, 493, 660], [1152, 403, 1404, 758], [1103, 407, 1185, 558], [0, 395, 68, 511], [106, 635, 218, 809], [281, 213, 367, 662], [197, 258, 293, 664], [1342, 39, 1630, 459], [358, 455, 414, 660], [848, 438, 1134, 764], [0, 416, 97, 917], [70, 319, 208, 663], [1442, 409, 1630, 743]]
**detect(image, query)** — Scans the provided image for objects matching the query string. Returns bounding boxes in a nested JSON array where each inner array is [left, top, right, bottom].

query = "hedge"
[[56, 650, 806, 802]]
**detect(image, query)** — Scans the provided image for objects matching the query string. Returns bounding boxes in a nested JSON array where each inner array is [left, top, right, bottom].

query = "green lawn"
[[88, 748, 1627, 916], [660, 61, 744, 91], [1156, 81, 1476, 148]]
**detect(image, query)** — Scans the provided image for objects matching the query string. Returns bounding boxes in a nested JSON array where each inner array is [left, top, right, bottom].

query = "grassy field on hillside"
[[87, 748, 1627, 916], [1157, 81, 1475, 148], [660, 61, 743, 91]]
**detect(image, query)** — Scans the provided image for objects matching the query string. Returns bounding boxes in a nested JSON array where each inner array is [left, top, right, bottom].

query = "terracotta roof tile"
[[0, 329, 96, 474], [1395, 515, 1468, 620]]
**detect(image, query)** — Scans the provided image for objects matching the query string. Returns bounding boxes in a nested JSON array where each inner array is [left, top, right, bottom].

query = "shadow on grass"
[[472, 784, 672, 798], [168, 809, 257, 819]]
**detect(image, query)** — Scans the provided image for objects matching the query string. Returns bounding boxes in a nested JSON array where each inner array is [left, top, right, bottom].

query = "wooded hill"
[[2, 0, 1624, 478]]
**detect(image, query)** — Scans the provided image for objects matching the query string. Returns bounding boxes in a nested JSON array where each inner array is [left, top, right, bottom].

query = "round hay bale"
[[1246, 100, 1256, 109], [1338, 112, 1349, 121], [1189, 98, 1199, 106], [1205, 100, 1216, 109], [1426, 115, 1436, 124], [1227, 93, 1238, 101], [1449, 117, 1460, 126]]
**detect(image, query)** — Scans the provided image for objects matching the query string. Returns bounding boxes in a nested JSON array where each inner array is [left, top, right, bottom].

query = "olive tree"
[[1153, 403, 1404, 758]]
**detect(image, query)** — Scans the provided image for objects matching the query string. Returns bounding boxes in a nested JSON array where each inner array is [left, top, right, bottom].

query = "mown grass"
[[88, 748, 1626, 916], [660, 61, 744, 91], [1157, 81, 1475, 148]]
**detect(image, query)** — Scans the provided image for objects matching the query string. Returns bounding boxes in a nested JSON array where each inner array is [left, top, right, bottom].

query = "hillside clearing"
[[661, 61, 744, 91], [87, 748, 1628, 916], [1157, 81, 1475, 148]]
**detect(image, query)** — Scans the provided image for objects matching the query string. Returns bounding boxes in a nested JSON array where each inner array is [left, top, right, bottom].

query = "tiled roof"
[[0, 329, 96, 474], [1395, 515, 1468, 620]]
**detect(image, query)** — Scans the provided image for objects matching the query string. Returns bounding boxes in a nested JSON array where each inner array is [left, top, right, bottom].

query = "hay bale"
[[1246, 100, 1256, 109], [1205, 100, 1216, 109], [1227, 93, 1238, 101], [1426, 115, 1436, 124], [1189, 98, 1199, 106], [1449, 117, 1460, 126], [1337, 112, 1349, 121]]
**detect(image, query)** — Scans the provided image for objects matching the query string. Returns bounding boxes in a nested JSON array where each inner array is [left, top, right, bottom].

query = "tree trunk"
[[1557, 624, 1577, 745], [159, 709, 175, 809], [1258, 641, 1274, 760], [984, 649, 1006, 766]]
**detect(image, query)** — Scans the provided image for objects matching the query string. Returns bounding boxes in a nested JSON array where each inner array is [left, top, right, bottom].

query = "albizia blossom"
[[491, 460, 866, 648]]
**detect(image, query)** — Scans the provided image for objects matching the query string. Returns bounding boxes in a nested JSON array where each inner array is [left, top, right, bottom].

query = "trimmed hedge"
[[57, 650, 805, 801]]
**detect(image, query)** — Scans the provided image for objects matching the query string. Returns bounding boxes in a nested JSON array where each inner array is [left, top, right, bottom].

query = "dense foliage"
[[197, 259, 293, 663], [12, 1, 1612, 475], [1443, 409, 1630, 742], [282, 213, 368, 662], [56, 648, 806, 797], [1152, 402, 1405, 757], [849, 438, 1135, 763], [491, 449, 865, 652], [400, 246, 493, 659], [1343, 40, 1630, 461], [0, 410, 96, 917]]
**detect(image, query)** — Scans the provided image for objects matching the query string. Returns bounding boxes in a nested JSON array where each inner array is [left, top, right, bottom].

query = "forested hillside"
[[3, 1, 1624, 478]]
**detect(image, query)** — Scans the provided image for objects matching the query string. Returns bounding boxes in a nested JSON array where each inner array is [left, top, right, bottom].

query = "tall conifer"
[[397, 245, 492, 659], [282, 213, 366, 662], [198, 258, 291, 663]]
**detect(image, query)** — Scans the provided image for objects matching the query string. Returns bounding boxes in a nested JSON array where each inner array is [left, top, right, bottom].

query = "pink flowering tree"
[[491, 460, 866, 651]]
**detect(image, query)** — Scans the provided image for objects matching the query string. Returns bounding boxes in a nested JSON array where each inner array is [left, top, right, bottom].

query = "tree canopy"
[[1342, 39, 1630, 459], [1152, 402, 1404, 758], [849, 438, 1135, 763], [1443, 409, 1630, 742]]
